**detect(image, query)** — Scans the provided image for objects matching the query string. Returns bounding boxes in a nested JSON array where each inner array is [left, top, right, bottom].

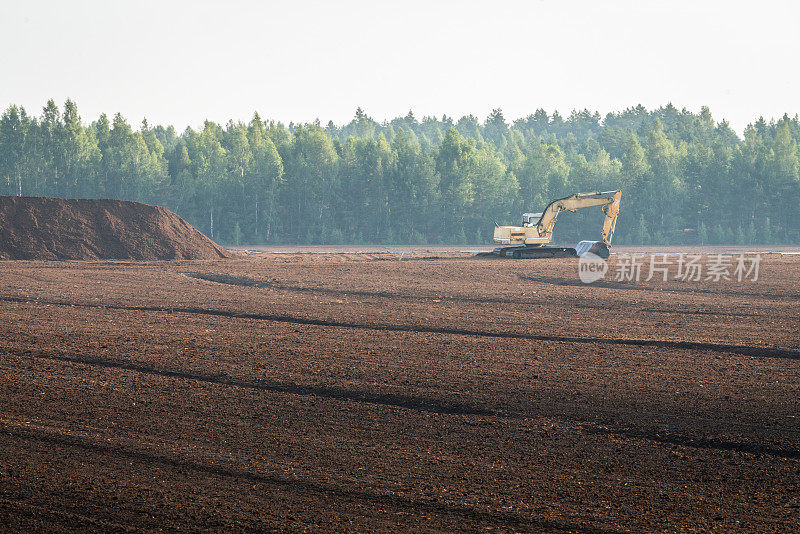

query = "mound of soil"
[[0, 196, 230, 260]]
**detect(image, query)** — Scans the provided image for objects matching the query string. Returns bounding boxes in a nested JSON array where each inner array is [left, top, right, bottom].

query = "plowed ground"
[[1, 253, 799, 532]]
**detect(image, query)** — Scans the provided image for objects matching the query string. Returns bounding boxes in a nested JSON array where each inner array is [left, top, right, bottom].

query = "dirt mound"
[[0, 196, 230, 260]]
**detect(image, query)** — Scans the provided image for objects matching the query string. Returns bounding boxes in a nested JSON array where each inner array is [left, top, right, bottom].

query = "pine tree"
[[735, 226, 746, 245], [636, 214, 650, 245], [760, 217, 773, 244], [697, 221, 708, 245], [746, 219, 756, 244]]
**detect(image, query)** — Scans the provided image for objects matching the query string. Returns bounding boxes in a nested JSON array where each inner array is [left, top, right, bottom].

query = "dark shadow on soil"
[[0, 425, 604, 533], [27, 351, 493, 416], [2, 295, 798, 361], [18, 350, 800, 461], [582, 424, 800, 460]]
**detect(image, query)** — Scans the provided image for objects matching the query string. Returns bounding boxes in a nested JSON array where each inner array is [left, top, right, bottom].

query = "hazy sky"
[[2, 0, 798, 133]]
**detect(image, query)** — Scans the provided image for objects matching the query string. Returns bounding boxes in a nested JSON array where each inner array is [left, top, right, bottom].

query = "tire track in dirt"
[[517, 274, 800, 300], [185, 271, 582, 307], [19, 350, 493, 416], [15, 350, 800, 460], [0, 497, 135, 532], [187, 271, 761, 318], [640, 308, 758, 317], [0, 422, 611, 533], [581, 424, 800, 460], [1, 295, 797, 360]]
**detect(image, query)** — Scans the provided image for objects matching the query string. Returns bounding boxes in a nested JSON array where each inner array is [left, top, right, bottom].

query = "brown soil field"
[[0, 252, 798, 531], [229, 244, 800, 255], [0, 196, 229, 260]]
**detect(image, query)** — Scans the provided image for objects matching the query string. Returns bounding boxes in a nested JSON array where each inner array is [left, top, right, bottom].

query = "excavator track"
[[492, 246, 578, 259]]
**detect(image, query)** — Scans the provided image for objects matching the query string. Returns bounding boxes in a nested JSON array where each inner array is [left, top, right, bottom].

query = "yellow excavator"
[[492, 190, 622, 258]]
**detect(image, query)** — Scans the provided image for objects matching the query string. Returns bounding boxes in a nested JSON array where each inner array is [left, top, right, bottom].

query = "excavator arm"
[[537, 190, 622, 245], [599, 190, 621, 245]]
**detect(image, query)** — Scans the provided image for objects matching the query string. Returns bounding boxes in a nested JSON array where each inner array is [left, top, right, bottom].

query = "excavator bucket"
[[574, 240, 610, 259]]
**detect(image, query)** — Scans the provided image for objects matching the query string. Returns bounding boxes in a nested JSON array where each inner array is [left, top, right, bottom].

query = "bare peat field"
[[0, 252, 799, 532]]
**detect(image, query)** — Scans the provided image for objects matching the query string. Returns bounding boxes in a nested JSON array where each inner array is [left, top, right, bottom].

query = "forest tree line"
[[1, 99, 799, 245]]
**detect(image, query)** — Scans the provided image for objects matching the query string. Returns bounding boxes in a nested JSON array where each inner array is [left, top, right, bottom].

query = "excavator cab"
[[521, 213, 542, 227]]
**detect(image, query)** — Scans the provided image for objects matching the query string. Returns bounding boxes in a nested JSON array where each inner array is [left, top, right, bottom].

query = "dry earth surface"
[[1, 250, 799, 532], [0, 196, 229, 261]]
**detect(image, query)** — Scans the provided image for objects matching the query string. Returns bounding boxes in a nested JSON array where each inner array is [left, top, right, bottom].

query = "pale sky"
[[2, 0, 798, 134]]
